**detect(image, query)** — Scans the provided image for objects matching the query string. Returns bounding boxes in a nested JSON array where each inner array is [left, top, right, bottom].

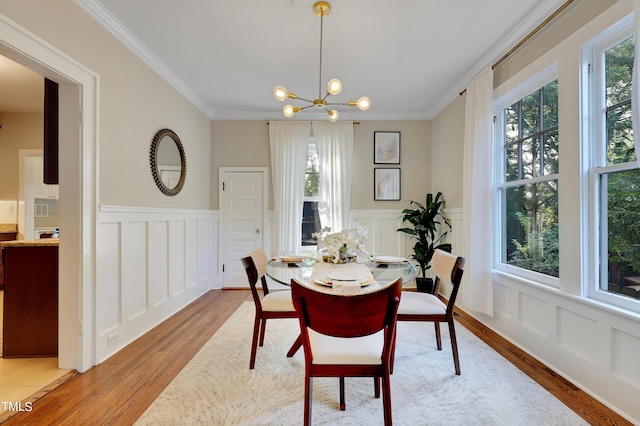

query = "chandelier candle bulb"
[[327, 78, 342, 95], [356, 96, 371, 110]]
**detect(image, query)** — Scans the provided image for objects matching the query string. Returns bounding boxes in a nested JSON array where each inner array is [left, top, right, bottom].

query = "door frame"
[[219, 167, 269, 286], [0, 13, 99, 372]]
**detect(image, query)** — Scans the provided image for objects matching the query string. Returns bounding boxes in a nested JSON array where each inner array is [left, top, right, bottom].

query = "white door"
[[222, 170, 265, 288]]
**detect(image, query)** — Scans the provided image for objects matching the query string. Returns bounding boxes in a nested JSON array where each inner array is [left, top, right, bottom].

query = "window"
[[302, 143, 321, 245], [586, 19, 640, 307], [494, 71, 559, 282]]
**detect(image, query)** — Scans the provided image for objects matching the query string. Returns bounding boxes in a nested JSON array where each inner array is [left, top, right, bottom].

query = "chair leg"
[[448, 320, 461, 375], [339, 377, 346, 410], [287, 334, 302, 357], [382, 372, 393, 425], [390, 332, 397, 374], [249, 314, 261, 369], [259, 318, 268, 346], [434, 321, 442, 350], [304, 375, 313, 426], [374, 376, 380, 398]]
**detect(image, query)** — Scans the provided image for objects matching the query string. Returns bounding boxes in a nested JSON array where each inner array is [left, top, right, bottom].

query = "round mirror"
[[150, 128, 187, 196]]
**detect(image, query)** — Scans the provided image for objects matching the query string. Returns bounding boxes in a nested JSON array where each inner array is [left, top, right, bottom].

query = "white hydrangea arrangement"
[[313, 223, 369, 263]]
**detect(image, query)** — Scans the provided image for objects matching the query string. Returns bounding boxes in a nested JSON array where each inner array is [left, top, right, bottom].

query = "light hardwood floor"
[[0, 289, 632, 425]]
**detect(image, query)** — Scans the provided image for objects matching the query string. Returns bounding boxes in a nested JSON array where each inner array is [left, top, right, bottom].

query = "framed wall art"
[[374, 131, 400, 164], [374, 168, 401, 201]]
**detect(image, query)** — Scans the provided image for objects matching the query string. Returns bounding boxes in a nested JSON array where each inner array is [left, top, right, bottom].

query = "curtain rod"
[[459, 0, 575, 96]]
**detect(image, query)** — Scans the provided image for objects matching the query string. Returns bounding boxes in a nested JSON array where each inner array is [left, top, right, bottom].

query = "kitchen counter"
[[0, 224, 17, 234], [0, 238, 59, 247]]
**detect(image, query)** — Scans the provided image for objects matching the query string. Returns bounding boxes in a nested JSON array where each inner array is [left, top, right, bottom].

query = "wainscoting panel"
[[556, 307, 597, 364], [121, 221, 148, 322], [96, 222, 120, 333], [612, 328, 640, 388], [518, 292, 548, 338], [148, 221, 169, 307], [168, 220, 186, 297], [96, 206, 217, 362], [493, 281, 513, 320]]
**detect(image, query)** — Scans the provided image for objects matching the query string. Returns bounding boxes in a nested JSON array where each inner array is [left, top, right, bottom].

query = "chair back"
[[291, 278, 402, 340], [432, 249, 466, 315], [241, 249, 271, 307]]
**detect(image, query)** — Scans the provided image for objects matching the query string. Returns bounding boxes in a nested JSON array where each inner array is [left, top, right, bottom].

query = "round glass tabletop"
[[266, 257, 416, 287]]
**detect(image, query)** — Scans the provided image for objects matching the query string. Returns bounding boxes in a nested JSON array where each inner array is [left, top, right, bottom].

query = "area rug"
[[135, 302, 587, 425]]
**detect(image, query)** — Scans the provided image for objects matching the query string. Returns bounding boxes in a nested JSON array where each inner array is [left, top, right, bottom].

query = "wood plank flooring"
[[0, 289, 632, 425]]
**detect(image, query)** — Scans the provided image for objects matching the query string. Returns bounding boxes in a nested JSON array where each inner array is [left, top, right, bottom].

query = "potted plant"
[[397, 192, 452, 293]]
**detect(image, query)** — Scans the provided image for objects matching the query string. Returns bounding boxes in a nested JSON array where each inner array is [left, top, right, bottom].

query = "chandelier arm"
[[299, 104, 317, 111], [325, 102, 355, 106], [294, 96, 317, 103]]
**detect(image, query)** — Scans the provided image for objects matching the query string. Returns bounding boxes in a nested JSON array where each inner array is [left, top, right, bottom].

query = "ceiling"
[[1, 0, 567, 120]]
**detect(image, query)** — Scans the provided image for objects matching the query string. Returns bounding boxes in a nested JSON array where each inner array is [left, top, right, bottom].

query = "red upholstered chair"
[[397, 249, 466, 375], [291, 278, 402, 426], [241, 249, 297, 369]]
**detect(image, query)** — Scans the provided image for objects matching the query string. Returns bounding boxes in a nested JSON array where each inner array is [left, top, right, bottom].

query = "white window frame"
[[582, 13, 640, 312], [493, 63, 560, 288], [301, 142, 320, 252]]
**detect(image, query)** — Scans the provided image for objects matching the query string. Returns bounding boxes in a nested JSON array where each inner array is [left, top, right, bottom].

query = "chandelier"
[[273, 1, 370, 122]]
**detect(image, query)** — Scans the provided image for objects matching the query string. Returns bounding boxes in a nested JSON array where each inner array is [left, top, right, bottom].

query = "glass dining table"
[[266, 256, 417, 289]]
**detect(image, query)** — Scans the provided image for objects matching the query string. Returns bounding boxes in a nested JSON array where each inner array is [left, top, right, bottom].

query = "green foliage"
[[605, 36, 636, 165], [607, 169, 640, 274], [304, 148, 319, 197], [397, 192, 452, 278], [509, 212, 559, 277], [603, 35, 640, 282], [505, 181, 559, 277]]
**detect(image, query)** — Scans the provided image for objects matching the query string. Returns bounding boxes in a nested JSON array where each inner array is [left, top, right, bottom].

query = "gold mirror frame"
[[150, 128, 187, 196]]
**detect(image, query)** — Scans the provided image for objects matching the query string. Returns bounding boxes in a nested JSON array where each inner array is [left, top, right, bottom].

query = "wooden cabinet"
[[2, 244, 58, 357], [0, 232, 17, 290]]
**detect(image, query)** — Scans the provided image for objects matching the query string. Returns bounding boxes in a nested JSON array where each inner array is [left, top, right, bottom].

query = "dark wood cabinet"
[[0, 232, 17, 290], [2, 244, 58, 357], [44, 77, 59, 184]]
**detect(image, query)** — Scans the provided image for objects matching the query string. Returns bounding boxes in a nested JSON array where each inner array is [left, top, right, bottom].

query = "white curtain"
[[313, 121, 354, 233], [633, 1, 640, 165], [269, 121, 310, 256], [462, 67, 494, 316]]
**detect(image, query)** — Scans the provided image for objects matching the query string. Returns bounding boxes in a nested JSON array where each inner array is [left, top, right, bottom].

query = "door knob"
[[256, 228, 261, 233]]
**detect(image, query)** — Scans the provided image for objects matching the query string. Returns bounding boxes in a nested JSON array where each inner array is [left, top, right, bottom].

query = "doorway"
[[220, 168, 268, 288], [0, 15, 98, 372]]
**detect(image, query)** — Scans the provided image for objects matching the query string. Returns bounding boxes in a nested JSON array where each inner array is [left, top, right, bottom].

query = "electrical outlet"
[[107, 333, 119, 347]]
